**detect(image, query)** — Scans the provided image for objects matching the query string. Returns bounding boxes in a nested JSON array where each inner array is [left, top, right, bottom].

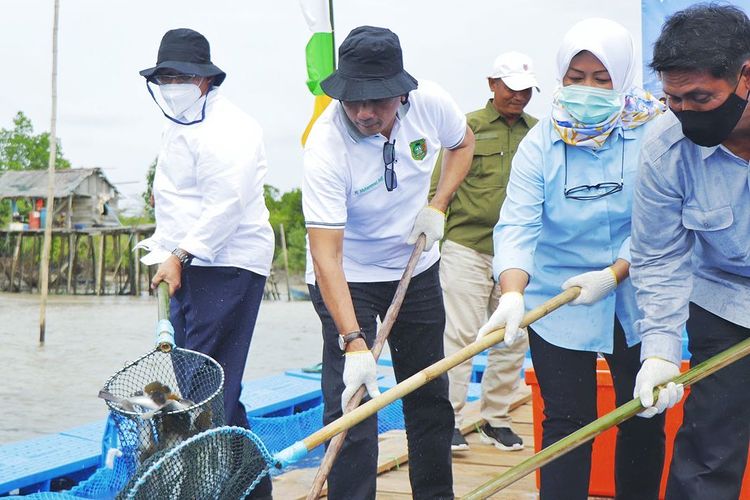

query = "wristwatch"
[[171, 248, 193, 268], [338, 329, 366, 351]]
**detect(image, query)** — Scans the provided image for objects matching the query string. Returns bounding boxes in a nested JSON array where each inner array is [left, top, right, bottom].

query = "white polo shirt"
[[139, 89, 275, 277], [303, 80, 466, 284]]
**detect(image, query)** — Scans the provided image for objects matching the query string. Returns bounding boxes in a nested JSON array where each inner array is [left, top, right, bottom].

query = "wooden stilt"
[[10, 232, 22, 292], [96, 233, 105, 295], [87, 234, 95, 294], [66, 233, 75, 293], [0, 226, 154, 296]]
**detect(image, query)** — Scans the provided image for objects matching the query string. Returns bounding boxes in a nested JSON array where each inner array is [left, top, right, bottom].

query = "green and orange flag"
[[299, 0, 335, 145]]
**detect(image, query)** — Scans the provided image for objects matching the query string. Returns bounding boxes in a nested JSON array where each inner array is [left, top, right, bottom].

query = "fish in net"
[[100, 347, 226, 477]]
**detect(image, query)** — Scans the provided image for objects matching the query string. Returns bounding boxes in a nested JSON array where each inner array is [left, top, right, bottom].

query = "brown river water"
[[0, 292, 323, 444]]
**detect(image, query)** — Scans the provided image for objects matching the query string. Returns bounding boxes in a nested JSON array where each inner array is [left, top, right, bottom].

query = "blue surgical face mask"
[[558, 84, 623, 124]]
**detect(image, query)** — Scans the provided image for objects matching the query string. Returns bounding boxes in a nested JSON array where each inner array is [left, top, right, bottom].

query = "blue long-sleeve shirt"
[[493, 117, 654, 353], [630, 111, 750, 365]]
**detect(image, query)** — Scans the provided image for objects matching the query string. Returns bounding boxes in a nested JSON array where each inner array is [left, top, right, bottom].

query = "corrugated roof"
[[0, 168, 118, 198]]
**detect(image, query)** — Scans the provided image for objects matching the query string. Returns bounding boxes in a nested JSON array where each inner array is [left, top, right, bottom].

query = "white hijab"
[[555, 18, 635, 93]]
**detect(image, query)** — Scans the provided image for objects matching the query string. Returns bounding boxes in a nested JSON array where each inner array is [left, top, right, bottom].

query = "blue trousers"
[[666, 303, 750, 500], [309, 261, 454, 500], [170, 265, 272, 498]]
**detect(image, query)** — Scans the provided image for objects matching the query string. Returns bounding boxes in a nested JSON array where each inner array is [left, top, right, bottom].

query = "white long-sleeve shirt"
[[141, 89, 274, 276]]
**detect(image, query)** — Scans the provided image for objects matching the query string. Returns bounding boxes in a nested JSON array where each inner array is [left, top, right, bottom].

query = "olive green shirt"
[[430, 99, 537, 256]]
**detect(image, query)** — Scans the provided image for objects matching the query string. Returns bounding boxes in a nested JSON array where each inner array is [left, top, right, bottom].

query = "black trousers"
[[528, 317, 666, 500], [309, 261, 454, 500], [666, 303, 750, 500], [170, 266, 272, 498]]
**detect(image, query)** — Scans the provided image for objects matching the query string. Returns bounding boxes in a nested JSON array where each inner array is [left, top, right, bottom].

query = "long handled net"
[[101, 283, 225, 494]]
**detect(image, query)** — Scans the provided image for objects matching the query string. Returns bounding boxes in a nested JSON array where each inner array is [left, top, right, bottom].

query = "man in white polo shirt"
[[303, 26, 474, 500]]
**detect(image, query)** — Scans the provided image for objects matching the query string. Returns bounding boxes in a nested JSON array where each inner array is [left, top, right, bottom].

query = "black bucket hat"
[[140, 28, 226, 86], [321, 26, 418, 101]]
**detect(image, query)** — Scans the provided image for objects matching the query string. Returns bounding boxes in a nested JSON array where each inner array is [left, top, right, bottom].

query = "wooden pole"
[[38, 0, 61, 344], [96, 233, 105, 295], [10, 232, 22, 292], [462, 335, 750, 499], [307, 235, 425, 499], [280, 223, 291, 301], [66, 233, 74, 293], [66, 196, 74, 293]]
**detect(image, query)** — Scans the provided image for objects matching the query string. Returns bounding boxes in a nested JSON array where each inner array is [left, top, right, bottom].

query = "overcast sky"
[[0, 1, 642, 214]]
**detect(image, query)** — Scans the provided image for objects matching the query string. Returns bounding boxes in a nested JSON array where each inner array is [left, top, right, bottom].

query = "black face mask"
[[673, 69, 749, 147]]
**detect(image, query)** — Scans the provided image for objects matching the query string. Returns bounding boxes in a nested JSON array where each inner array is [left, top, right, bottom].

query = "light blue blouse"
[[493, 117, 654, 353]]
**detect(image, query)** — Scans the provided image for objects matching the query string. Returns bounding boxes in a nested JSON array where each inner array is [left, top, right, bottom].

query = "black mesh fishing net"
[[100, 348, 225, 489], [116, 426, 273, 500]]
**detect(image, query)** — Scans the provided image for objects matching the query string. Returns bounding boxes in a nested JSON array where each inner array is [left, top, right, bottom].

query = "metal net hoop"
[[101, 348, 226, 481]]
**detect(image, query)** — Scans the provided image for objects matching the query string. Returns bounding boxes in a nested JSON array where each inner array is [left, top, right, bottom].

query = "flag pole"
[[328, 0, 335, 66], [39, 0, 60, 344]]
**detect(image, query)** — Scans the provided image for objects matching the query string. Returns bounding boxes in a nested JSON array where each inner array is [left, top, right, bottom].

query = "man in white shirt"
[[303, 26, 474, 500], [138, 28, 274, 499]]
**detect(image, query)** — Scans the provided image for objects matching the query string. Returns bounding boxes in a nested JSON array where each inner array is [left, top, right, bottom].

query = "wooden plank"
[[270, 388, 535, 499], [271, 467, 323, 500]]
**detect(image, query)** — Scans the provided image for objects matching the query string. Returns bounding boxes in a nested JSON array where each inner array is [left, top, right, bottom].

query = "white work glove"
[[562, 268, 617, 305], [477, 292, 525, 346], [407, 206, 445, 251], [634, 357, 684, 418], [341, 351, 381, 412]]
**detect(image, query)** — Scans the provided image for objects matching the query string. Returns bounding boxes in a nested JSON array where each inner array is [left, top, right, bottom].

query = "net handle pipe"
[[274, 286, 581, 468], [462, 334, 750, 500], [306, 234, 426, 499], [155, 282, 175, 352]]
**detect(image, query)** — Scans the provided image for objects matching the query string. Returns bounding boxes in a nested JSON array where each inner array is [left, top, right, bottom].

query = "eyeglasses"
[[563, 141, 624, 200], [151, 74, 201, 85], [383, 139, 397, 192]]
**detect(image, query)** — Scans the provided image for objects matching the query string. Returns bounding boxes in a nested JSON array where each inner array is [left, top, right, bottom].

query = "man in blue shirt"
[[631, 5, 750, 499]]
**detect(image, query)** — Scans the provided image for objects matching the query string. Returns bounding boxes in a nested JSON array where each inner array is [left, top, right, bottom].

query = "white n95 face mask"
[[159, 83, 202, 117]]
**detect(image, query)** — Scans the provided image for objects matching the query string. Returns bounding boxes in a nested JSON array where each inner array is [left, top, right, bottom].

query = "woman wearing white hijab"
[[479, 19, 667, 499]]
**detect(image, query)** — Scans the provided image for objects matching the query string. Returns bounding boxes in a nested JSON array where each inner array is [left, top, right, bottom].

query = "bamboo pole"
[[38, 0, 60, 344], [307, 235, 426, 499], [280, 223, 291, 301], [462, 335, 750, 499], [276, 287, 580, 464]]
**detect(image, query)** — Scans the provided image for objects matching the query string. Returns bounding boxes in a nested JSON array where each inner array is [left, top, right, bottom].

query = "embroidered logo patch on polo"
[[409, 138, 427, 160]]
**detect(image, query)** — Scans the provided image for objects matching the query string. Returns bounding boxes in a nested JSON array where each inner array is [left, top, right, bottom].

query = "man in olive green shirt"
[[431, 51, 538, 452]]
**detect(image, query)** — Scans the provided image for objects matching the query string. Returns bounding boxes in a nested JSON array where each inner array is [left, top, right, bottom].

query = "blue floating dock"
[[0, 433, 101, 495], [240, 373, 323, 417]]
